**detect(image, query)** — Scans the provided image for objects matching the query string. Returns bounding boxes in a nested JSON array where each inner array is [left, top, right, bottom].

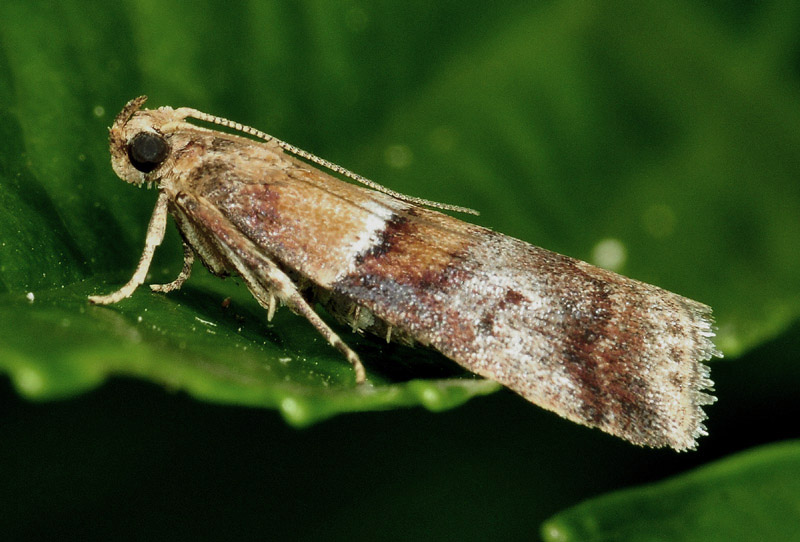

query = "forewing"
[[167, 127, 717, 450]]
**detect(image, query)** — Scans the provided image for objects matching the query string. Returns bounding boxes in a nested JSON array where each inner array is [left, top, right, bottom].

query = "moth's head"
[[109, 96, 183, 186]]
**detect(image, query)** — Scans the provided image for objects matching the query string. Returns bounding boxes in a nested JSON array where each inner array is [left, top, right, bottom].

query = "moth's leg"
[[267, 292, 277, 322], [225, 243, 366, 384], [277, 281, 366, 383], [350, 305, 362, 332], [175, 192, 366, 383], [171, 207, 231, 277], [150, 241, 194, 293], [89, 191, 170, 305]]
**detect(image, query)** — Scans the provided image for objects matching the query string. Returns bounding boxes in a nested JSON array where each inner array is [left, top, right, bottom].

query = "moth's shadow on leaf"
[[342, 327, 473, 383], [165, 281, 287, 349], [165, 277, 472, 384]]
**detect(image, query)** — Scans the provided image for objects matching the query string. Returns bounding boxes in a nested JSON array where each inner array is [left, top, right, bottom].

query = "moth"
[[91, 96, 719, 450]]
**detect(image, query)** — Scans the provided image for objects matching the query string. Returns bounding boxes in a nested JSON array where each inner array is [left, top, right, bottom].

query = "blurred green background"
[[1, 1, 799, 540]]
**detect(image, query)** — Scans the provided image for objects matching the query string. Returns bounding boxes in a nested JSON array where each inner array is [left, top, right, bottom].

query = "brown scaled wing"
[[169, 129, 716, 450]]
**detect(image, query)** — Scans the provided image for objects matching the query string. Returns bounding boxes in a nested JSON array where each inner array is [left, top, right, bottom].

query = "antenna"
[[177, 107, 479, 216]]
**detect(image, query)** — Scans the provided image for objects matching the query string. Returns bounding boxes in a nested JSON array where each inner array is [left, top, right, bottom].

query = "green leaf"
[[0, 274, 499, 425], [541, 440, 800, 542], [1, 2, 799, 419]]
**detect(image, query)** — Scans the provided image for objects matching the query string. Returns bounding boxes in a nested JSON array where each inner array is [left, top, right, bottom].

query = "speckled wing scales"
[[327, 207, 719, 451]]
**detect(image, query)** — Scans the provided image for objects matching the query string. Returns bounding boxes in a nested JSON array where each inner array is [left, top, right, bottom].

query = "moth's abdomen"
[[312, 285, 419, 348]]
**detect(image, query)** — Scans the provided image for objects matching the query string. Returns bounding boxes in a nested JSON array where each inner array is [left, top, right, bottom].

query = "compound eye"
[[127, 132, 169, 173]]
